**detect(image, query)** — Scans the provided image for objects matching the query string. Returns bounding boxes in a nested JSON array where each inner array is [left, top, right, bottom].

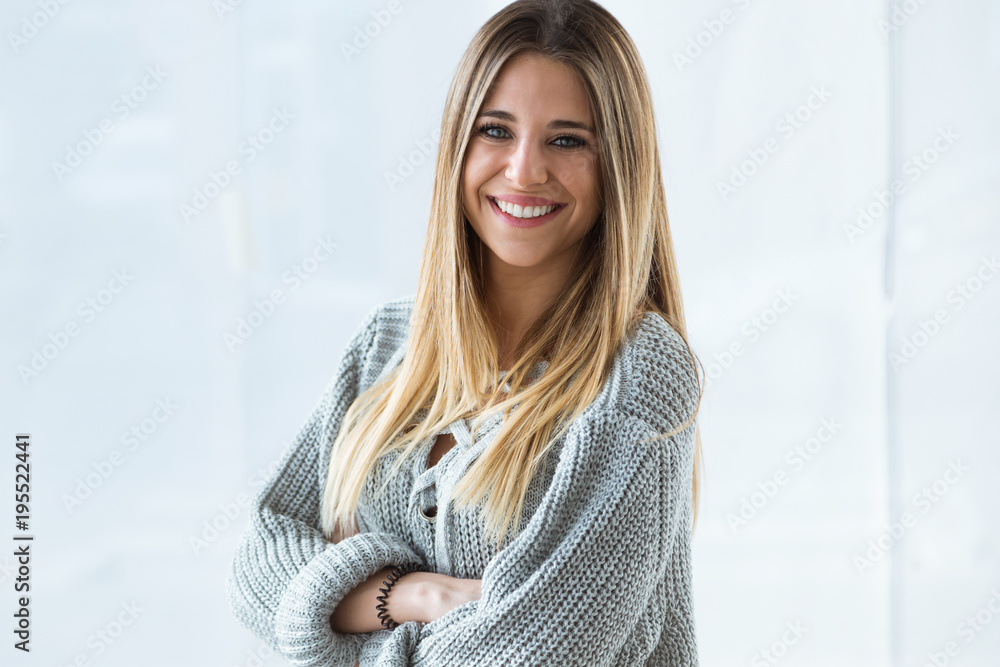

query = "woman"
[[227, 1, 705, 665]]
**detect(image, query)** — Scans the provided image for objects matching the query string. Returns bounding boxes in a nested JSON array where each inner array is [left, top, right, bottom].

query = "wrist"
[[384, 570, 434, 625], [420, 573, 482, 621]]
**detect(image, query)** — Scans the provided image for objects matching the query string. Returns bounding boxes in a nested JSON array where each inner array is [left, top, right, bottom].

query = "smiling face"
[[462, 51, 602, 279]]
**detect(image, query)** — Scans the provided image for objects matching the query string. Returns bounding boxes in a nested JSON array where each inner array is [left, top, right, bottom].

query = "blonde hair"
[[321, 0, 705, 552]]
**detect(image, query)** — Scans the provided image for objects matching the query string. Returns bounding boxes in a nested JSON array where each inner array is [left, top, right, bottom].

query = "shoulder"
[[605, 311, 701, 438], [558, 313, 699, 467], [353, 294, 416, 387], [348, 293, 415, 343], [374, 293, 417, 329]]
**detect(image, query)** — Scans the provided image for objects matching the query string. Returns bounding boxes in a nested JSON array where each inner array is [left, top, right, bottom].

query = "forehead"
[[481, 52, 592, 123]]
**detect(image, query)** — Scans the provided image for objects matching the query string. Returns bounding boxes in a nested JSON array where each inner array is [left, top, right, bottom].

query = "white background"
[[1, 1, 998, 665]]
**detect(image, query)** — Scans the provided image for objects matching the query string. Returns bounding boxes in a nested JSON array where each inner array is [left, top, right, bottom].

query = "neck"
[[483, 244, 580, 367]]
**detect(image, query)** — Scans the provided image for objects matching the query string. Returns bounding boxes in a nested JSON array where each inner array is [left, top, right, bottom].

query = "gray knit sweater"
[[226, 294, 700, 666]]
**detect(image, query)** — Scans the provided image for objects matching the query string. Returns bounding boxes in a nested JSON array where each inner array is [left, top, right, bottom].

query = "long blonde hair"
[[321, 0, 705, 552]]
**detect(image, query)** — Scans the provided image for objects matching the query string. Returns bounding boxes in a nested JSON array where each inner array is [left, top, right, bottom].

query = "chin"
[[481, 237, 550, 266]]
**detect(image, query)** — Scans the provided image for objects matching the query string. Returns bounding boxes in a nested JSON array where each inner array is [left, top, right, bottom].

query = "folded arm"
[[226, 306, 425, 667], [359, 409, 696, 667]]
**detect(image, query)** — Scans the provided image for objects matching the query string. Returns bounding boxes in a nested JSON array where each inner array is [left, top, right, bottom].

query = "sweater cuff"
[[273, 531, 424, 666], [358, 622, 420, 667], [359, 598, 481, 666]]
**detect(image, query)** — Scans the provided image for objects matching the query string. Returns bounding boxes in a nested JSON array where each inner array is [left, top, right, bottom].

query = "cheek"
[[463, 143, 497, 189], [555, 155, 599, 205]]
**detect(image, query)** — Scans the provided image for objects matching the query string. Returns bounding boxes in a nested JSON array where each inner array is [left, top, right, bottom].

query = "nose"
[[504, 138, 548, 188]]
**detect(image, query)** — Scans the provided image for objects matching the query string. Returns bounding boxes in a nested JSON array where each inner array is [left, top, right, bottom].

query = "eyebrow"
[[477, 109, 595, 133]]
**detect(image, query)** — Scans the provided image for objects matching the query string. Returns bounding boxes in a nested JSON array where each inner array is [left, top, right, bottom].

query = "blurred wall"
[[1, 1, 997, 665]]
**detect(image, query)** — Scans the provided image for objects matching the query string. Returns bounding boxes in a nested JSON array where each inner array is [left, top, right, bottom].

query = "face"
[[462, 52, 602, 279]]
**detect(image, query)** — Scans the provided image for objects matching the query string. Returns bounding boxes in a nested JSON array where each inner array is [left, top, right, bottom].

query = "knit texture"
[[226, 294, 701, 666]]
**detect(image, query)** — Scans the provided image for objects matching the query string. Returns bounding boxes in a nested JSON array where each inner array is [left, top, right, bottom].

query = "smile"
[[488, 196, 565, 228]]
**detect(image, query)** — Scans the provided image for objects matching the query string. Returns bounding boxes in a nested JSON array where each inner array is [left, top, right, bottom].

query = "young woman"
[[227, 1, 705, 665]]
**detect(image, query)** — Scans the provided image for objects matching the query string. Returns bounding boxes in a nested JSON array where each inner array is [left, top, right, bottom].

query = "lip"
[[491, 193, 564, 207], [487, 195, 565, 228]]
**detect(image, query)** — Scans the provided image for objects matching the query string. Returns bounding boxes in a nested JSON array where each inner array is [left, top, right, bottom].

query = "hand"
[[421, 574, 483, 624]]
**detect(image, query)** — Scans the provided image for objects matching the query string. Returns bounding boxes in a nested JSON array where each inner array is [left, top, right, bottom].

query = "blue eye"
[[476, 123, 588, 149], [553, 134, 588, 149], [477, 123, 509, 139]]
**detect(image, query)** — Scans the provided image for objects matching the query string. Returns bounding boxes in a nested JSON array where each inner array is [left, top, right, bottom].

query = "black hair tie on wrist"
[[375, 563, 424, 630]]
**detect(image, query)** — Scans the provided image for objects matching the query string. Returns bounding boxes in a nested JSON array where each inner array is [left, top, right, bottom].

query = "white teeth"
[[494, 198, 558, 219]]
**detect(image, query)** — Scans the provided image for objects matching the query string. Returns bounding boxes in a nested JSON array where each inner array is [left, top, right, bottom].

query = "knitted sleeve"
[[225, 304, 425, 667], [359, 408, 698, 667]]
